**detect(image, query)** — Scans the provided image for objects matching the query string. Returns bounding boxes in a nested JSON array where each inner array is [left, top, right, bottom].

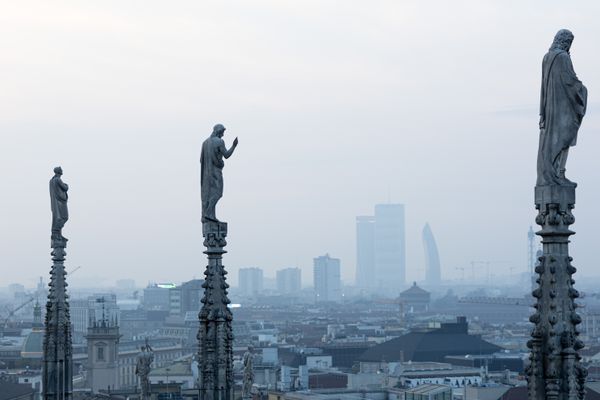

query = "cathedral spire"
[[43, 167, 73, 400]]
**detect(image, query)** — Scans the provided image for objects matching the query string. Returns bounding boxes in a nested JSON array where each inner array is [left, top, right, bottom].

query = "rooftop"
[[358, 317, 501, 363], [405, 383, 451, 395], [0, 383, 35, 400], [400, 282, 430, 296]]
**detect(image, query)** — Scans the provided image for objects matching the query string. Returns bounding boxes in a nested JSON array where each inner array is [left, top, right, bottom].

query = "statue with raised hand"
[[200, 124, 238, 222]]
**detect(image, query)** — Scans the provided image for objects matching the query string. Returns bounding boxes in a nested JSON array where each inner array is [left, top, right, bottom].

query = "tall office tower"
[[355, 216, 376, 288], [143, 284, 172, 311], [313, 254, 341, 303], [181, 279, 204, 313], [374, 204, 406, 289], [422, 223, 441, 286], [239, 267, 264, 296], [169, 279, 204, 316], [276, 267, 302, 294]]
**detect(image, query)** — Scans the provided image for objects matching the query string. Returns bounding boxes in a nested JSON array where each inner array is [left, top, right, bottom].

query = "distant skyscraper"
[[276, 267, 302, 294], [168, 279, 204, 316], [422, 223, 441, 285], [356, 204, 406, 291], [374, 204, 406, 289], [313, 254, 341, 303], [239, 267, 264, 296], [355, 216, 376, 288], [143, 284, 172, 311]]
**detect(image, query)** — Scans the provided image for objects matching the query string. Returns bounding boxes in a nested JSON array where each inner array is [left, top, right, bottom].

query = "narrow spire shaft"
[[197, 221, 234, 400]]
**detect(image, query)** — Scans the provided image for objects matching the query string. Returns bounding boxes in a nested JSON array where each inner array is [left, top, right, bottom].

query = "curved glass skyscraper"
[[422, 223, 441, 285]]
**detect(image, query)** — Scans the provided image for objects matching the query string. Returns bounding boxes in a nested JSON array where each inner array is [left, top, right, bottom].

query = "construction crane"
[[1, 297, 35, 333], [470, 260, 512, 285], [455, 266, 466, 281], [69, 266, 82, 275]]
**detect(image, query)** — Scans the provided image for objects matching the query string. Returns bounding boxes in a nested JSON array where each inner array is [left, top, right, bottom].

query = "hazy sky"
[[2, 1, 600, 289]]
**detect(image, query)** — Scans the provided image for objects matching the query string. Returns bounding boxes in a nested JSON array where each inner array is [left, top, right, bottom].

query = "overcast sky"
[[1, 1, 600, 289]]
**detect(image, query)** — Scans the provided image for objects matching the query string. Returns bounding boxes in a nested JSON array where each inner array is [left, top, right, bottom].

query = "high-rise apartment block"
[[239, 267, 264, 296], [276, 267, 302, 294], [313, 254, 341, 303]]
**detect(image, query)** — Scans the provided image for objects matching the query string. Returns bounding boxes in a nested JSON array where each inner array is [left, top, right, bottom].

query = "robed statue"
[[537, 29, 587, 186], [135, 339, 154, 400], [242, 346, 254, 399], [50, 166, 69, 243], [200, 124, 238, 222]]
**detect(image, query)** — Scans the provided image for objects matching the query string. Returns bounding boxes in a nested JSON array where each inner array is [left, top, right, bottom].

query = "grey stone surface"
[[537, 29, 587, 187], [49, 166, 69, 246], [200, 124, 238, 222], [527, 30, 587, 400], [197, 221, 234, 400], [43, 168, 73, 400], [135, 339, 154, 400]]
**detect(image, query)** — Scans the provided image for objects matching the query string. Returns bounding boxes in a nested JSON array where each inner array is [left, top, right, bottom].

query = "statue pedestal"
[[43, 240, 73, 400], [528, 185, 586, 400], [198, 221, 234, 400]]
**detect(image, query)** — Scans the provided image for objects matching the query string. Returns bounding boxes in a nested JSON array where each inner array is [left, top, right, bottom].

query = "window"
[[97, 347, 105, 361]]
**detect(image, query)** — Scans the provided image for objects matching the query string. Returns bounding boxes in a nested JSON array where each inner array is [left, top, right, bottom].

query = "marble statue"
[[50, 166, 69, 243], [527, 30, 588, 400], [200, 124, 238, 222], [242, 346, 254, 399], [135, 340, 154, 399], [537, 29, 587, 186]]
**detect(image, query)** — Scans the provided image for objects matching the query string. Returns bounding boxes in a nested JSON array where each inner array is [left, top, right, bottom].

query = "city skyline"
[[1, 3, 599, 399], [2, 2, 600, 288]]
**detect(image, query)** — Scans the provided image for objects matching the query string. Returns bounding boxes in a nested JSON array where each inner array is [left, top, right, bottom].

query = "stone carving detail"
[[527, 186, 585, 400], [198, 221, 234, 400]]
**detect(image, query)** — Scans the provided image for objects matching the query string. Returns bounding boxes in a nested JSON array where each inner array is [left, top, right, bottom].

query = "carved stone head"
[[213, 123, 226, 138], [550, 29, 574, 53], [53, 166, 63, 176]]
